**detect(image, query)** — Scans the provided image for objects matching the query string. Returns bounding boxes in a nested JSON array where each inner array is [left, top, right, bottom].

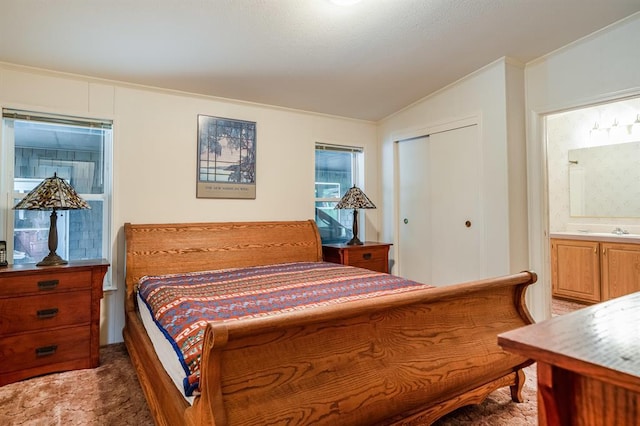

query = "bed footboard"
[[187, 271, 536, 426]]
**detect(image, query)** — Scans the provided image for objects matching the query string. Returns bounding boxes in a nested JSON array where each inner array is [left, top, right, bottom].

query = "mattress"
[[136, 261, 430, 399], [138, 291, 196, 404]]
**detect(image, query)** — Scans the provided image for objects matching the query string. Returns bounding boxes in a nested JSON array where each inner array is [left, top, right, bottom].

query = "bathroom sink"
[[590, 232, 639, 238], [550, 231, 640, 242]]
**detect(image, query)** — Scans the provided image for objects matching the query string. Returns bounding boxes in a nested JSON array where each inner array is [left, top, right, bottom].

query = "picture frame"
[[196, 115, 256, 199]]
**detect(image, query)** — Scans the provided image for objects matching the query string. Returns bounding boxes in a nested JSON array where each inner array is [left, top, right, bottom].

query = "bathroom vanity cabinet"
[[551, 238, 600, 303], [551, 235, 640, 304], [601, 242, 640, 300]]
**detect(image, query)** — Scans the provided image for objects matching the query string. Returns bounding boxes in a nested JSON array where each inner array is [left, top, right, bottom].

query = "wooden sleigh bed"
[[123, 220, 536, 426]]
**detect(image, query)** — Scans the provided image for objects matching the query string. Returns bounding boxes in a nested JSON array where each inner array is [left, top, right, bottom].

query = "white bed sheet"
[[137, 292, 195, 405]]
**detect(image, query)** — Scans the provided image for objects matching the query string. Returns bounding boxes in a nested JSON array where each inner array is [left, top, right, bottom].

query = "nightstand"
[[322, 242, 392, 273], [0, 259, 109, 386]]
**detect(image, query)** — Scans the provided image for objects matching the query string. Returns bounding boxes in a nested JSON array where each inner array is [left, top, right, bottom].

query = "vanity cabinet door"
[[601, 242, 640, 300], [551, 239, 601, 303]]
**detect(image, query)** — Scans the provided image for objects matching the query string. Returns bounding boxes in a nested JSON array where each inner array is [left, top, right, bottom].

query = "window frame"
[[1, 108, 114, 288], [314, 143, 365, 244]]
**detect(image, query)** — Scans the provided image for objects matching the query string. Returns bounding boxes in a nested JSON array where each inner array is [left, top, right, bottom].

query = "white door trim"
[[526, 88, 640, 322]]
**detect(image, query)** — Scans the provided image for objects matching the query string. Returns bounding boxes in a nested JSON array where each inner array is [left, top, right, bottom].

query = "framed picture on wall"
[[196, 115, 256, 199]]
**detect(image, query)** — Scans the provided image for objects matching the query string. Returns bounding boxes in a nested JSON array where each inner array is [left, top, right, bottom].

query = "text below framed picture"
[[197, 115, 257, 199]]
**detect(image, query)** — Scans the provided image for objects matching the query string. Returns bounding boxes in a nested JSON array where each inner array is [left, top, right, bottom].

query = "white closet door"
[[397, 125, 483, 285], [397, 136, 432, 285], [428, 125, 483, 284]]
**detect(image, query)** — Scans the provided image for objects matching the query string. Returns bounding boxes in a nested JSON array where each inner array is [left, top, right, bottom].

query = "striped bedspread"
[[137, 261, 431, 396]]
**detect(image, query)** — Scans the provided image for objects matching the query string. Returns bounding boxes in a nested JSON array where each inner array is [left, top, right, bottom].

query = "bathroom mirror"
[[569, 141, 640, 217]]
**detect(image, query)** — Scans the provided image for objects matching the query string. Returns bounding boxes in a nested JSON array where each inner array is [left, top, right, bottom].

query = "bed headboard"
[[124, 220, 323, 304]]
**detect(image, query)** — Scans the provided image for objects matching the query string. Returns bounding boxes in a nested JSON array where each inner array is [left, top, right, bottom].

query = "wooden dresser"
[[0, 259, 109, 386], [499, 291, 640, 425], [322, 242, 392, 273]]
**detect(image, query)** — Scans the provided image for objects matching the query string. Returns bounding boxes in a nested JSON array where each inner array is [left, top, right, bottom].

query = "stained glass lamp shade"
[[335, 185, 376, 245], [13, 173, 90, 266]]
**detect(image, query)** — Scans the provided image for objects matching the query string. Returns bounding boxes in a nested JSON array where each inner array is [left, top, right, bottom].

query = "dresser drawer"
[[323, 242, 391, 274], [348, 257, 388, 273], [0, 290, 91, 335], [0, 325, 90, 374], [0, 270, 91, 297], [345, 247, 387, 267]]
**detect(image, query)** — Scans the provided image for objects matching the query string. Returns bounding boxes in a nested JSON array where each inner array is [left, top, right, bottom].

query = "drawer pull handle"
[[35, 345, 58, 357], [363, 253, 372, 260], [37, 308, 59, 319], [37, 279, 59, 290]]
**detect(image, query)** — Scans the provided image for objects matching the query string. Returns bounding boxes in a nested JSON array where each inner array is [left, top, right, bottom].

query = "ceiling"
[[1, 1, 639, 121]]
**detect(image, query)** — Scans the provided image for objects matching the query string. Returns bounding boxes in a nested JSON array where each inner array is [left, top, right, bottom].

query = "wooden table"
[[498, 292, 640, 425]]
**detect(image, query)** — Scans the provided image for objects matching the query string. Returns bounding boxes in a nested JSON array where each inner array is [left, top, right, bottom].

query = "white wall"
[[525, 12, 640, 320], [377, 58, 530, 298], [0, 64, 378, 344]]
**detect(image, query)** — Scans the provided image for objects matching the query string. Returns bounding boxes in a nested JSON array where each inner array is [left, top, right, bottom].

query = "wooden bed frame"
[[123, 220, 536, 425]]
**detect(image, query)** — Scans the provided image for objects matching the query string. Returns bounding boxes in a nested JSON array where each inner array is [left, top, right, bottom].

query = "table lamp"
[[335, 185, 376, 245], [13, 173, 90, 266]]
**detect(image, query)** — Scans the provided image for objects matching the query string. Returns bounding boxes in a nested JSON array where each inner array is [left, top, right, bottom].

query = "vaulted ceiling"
[[1, 1, 639, 121]]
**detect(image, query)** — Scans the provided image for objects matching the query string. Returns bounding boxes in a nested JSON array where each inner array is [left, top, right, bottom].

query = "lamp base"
[[347, 208, 363, 245], [37, 210, 67, 266], [37, 253, 68, 267], [346, 236, 363, 245]]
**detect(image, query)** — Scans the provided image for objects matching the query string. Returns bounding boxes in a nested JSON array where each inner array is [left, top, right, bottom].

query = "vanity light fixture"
[[609, 118, 622, 138], [589, 114, 640, 144], [631, 114, 640, 137], [589, 121, 607, 144], [591, 114, 640, 141]]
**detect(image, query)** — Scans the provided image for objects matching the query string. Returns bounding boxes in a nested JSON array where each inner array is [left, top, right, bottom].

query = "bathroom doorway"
[[545, 96, 640, 313]]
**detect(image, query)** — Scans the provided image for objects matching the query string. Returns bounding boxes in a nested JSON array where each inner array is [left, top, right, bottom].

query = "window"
[[1, 110, 112, 279], [315, 143, 363, 244]]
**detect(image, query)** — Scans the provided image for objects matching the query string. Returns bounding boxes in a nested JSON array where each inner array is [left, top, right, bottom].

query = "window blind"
[[315, 143, 363, 153], [2, 109, 112, 129]]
